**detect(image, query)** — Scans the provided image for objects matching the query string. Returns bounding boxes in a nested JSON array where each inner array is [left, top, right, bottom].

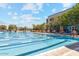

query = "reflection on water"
[[0, 31, 75, 47], [0, 32, 53, 46], [0, 32, 77, 56]]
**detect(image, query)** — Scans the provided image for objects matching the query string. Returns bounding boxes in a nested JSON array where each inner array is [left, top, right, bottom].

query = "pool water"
[[0, 32, 78, 56]]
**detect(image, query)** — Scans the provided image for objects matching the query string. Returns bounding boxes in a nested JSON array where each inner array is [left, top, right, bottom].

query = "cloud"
[[8, 12, 41, 22], [52, 9, 57, 13], [18, 14, 41, 27], [21, 3, 43, 14], [22, 4, 36, 11], [12, 16, 18, 20], [13, 12, 18, 15], [7, 6, 12, 9], [0, 3, 9, 8], [62, 3, 75, 10], [8, 12, 18, 16], [32, 11, 39, 14], [8, 12, 12, 16], [20, 14, 40, 22], [8, 12, 18, 20], [0, 20, 7, 25]]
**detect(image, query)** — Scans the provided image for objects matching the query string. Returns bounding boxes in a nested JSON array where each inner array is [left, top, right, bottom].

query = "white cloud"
[[62, 3, 74, 10], [46, 3, 51, 6], [32, 10, 40, 14], [14, 12, 18, 15], [22, 4, 36, 11], [21, 3, 43, 14], [0, 21, 7, 25], [12, 16, 18, 20], [20, 14, 40, 22], [18, 14, 41, 28], [8, 12, 40, 22], [7, 6, 11, 9], [8, 12, 18, 20], [52, 9, 57, 13], [8, 12, 12, 15], [36, 3, 43, 10], [0, 3, 9, 8], [8, 12, 18, 16]]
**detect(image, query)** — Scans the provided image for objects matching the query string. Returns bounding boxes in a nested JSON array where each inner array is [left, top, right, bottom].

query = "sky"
[[0, 3, 75, 28]]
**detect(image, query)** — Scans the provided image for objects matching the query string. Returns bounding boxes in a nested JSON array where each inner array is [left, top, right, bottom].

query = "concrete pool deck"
[[36, 42, 79, 56]]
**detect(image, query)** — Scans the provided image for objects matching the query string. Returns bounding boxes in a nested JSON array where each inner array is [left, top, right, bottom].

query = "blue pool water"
[[0, 32, 78, 56]]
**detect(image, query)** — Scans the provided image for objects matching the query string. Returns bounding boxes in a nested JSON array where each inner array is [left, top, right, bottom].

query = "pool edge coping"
[[34, 46, 65, 56]]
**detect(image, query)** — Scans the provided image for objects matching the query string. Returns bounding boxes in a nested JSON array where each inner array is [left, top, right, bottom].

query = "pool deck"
[[36, 42, 79, 56]]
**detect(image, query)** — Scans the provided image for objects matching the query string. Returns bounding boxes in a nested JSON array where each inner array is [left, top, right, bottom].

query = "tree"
[[8, 25, 17, 32], [32, 23, 46, 32], [48, 3, 79, 33], [0, 25, 7, 31]]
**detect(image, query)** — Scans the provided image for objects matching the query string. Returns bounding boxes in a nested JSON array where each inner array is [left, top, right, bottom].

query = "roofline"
[[48, 4, 76, 18]]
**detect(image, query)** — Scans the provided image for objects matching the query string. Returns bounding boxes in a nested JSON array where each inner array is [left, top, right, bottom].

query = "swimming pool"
[[0, 32, 78, 56]]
